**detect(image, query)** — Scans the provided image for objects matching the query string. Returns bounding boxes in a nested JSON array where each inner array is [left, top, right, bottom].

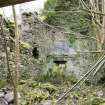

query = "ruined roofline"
[[0, 0, 35, 7]]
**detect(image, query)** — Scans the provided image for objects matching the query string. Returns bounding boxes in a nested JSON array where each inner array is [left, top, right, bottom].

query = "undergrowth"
[[18, 79, 105, 105]]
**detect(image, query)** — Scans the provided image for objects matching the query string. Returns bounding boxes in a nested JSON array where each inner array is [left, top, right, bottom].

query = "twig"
[[82, 8, 105, 16], [42, 10, 82, 13], [65, 31, 100, 42], [77, 50, 105, 53]]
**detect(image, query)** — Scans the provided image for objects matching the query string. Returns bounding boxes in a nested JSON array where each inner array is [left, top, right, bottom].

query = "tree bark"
[[101, 0, 105, 44], [12, 5, 20, 105]]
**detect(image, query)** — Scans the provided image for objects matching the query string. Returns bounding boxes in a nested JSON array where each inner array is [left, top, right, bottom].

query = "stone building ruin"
[[0, 11, 97, 79], [21, 12, 74, 75], [20, 12, 98, 78]]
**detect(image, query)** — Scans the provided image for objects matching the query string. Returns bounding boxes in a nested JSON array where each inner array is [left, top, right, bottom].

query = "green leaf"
[[21, 41, 32, 49]]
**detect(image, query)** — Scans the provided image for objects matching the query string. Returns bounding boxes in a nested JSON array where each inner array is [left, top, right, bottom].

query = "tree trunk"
[[12, 5, 20, 105], [89, 0, 102, 51], [101, 0, 105, 45]]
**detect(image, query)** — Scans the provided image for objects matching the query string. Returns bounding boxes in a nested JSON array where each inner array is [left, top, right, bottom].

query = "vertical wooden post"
[[12, 5, 20, 105]]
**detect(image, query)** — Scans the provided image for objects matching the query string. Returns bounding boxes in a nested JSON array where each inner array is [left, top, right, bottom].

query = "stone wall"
[[20, 12, 73, 77], [0, 12, 98, 80]]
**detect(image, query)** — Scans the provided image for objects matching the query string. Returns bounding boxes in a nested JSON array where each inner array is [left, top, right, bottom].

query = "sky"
[[0, 0, 47, 18]]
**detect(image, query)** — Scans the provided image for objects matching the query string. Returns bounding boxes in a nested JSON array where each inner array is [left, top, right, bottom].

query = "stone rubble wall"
[[20, 12, 74, 77], [0, 12, 98, 79]]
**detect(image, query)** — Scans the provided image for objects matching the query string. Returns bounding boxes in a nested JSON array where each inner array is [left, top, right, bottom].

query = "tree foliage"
[[43, 0, 92, 36]]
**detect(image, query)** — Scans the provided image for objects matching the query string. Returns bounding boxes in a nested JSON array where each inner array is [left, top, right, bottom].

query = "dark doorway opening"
[[53, 60, 67, 65], [32, 47, 39, 59]]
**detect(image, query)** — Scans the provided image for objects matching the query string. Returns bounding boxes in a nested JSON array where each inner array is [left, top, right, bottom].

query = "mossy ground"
[[18, 79, 105, 105]]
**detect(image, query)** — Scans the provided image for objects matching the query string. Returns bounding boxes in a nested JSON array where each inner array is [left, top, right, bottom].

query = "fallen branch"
[[55, 55, 105, 104], [80, 57, 105, 86], [93, 59, 105, 76]]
